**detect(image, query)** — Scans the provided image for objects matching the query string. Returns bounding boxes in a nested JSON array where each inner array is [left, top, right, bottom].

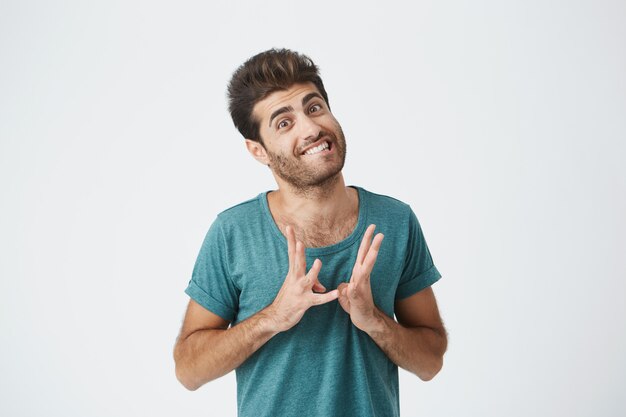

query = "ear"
[[245, 139, 270, 166]]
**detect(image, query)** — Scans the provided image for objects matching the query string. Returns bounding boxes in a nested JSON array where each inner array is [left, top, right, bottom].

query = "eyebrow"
[[302, 92, 323, 106], [268, 105, 294, 128], [267, 92, 325, 128]]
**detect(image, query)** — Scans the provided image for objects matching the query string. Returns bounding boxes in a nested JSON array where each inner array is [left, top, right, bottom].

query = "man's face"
[[251, 82, 347, 191]]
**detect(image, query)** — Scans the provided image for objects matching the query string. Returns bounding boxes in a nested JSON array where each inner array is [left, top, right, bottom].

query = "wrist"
[[362, 307, 388, 336], [257, 304, 282, 337]]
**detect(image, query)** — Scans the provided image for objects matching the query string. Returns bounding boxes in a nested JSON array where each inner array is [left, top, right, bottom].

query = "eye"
[[277, 119, 290, 129], [308, 103, 322, 113]]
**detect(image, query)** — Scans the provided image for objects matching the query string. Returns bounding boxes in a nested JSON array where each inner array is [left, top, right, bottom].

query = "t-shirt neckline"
[[258, 185, 368, 256]]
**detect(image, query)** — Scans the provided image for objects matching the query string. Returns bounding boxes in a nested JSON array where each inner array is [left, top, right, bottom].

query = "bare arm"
[[337, 224, 447, 381], [173, 300, 277, 391], [365, 287, 447, 381], [174, 225, 338, 391]]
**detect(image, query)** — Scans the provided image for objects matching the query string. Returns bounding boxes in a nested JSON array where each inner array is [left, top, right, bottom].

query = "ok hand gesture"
[[268, 225, 339, 333], [337, 224, 384, 332]]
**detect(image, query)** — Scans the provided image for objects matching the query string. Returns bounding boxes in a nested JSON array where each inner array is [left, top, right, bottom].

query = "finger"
[[294, 240, 306, 277], [362, 233, 384, 274], [356, 224, 376, 266], [337, 282, 350, 312], [347, 282, 357, 300], [311, 289, 339, 306], [286, 225, 296, 273], [338, 282, 349, 299], [305, 259, 322, 289]]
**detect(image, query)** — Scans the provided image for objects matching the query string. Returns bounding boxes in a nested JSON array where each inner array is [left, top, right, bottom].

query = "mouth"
[[301, 140, 332, 156]]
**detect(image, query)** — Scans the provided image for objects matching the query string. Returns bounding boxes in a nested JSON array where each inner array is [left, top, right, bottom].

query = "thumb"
[[337, 282, 351, 313], [347, 282, 359, 300], [337, 282, 348, 297]]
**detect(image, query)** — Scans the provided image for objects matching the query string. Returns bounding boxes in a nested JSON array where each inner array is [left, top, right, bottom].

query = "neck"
[[270, 173, 355, 227]]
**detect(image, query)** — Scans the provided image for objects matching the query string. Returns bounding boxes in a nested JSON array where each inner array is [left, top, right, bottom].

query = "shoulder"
[[213, 192, 266, 225], [356, 186, 413, 218], [205, 192, 274, 243]]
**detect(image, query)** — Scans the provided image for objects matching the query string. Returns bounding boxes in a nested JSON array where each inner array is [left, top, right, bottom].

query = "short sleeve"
[[185, 217, 240, 321], [395, 208, 442, 300]]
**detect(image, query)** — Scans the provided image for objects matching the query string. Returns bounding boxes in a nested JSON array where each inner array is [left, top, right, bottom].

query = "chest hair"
[[275, 212, 358, 248]]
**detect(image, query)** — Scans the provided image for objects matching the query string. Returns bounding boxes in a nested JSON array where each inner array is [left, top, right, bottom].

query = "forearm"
[[365, 308, 447, 381], [175, 307, 278, 390]]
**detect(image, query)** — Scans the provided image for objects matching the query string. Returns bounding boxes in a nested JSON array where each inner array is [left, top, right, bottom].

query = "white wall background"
[[1, 0, 625, 416]]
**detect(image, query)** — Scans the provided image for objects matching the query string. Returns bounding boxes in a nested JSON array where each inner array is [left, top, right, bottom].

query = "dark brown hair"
[[227, 48, 330, 143]]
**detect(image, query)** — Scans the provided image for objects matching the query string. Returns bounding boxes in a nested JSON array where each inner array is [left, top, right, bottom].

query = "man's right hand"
[[266, 225, 339, 333]]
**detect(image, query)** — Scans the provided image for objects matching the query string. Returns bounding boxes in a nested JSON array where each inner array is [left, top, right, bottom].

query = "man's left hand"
[[337, 224, 384, 332]]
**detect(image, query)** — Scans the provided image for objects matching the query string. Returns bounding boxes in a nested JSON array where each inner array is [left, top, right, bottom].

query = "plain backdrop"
[[1, 0, 625, 416]]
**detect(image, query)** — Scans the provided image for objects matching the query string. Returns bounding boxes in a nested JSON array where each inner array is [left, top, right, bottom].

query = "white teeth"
[[304, 141, 329, 155]]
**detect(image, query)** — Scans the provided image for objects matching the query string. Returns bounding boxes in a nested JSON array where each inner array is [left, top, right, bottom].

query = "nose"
[[296, 113, 321, 143]]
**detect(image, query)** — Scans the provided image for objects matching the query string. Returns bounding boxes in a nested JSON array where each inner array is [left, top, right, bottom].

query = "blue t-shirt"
[[185, 186, 441, 417]]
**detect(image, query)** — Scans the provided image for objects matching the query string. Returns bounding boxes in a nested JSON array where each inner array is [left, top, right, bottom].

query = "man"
[[174, 48, 447, 417]]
